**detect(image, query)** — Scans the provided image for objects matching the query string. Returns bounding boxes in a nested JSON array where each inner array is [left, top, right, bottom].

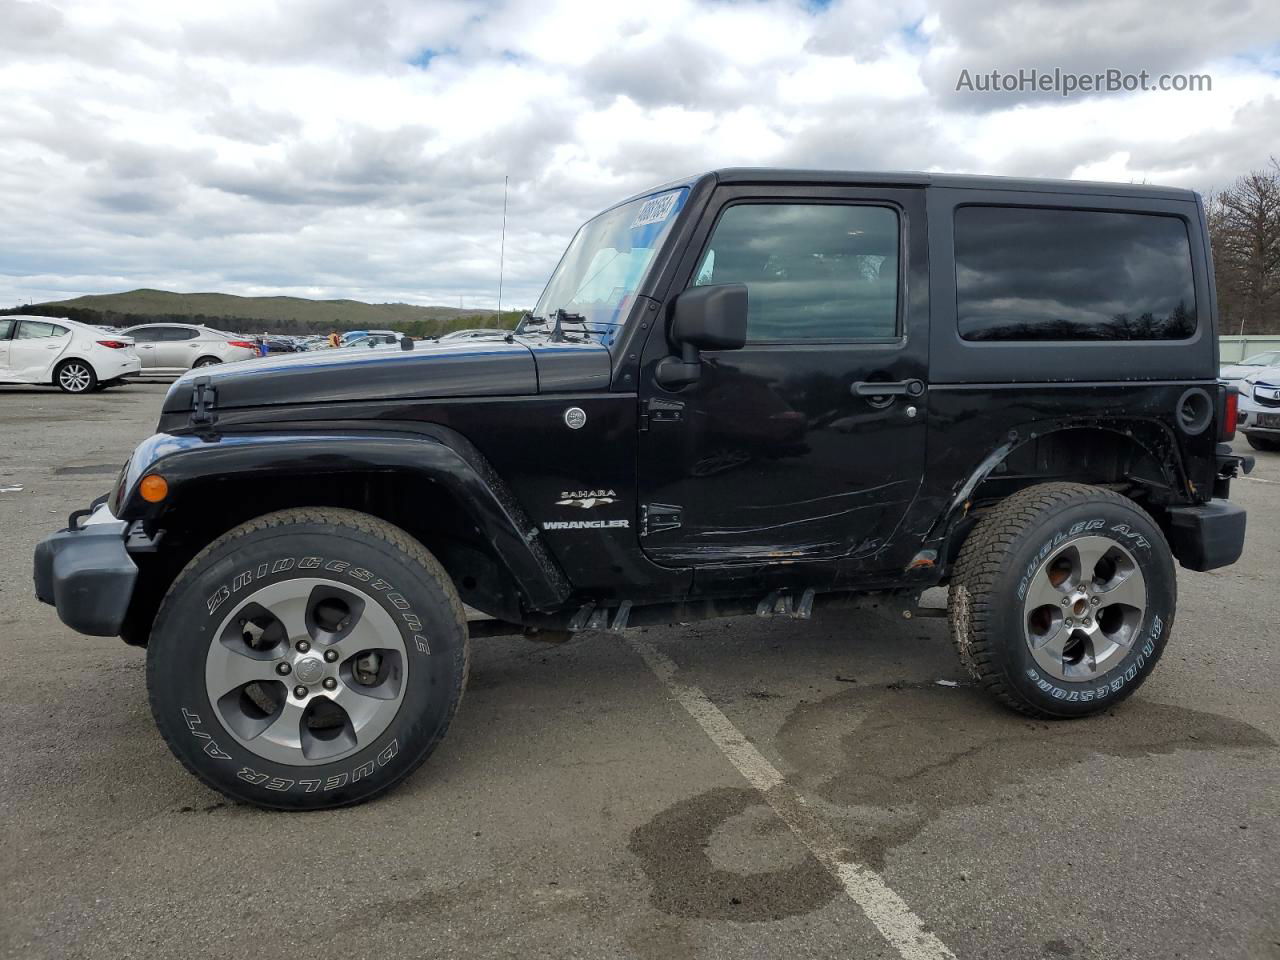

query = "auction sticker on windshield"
[[632, 191, 682, 227]]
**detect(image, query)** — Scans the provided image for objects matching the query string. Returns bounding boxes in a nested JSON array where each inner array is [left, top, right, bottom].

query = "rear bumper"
[[1166, 499, 1247, 572], [33, 504, 137, 636], [94, 353, 142, 381]]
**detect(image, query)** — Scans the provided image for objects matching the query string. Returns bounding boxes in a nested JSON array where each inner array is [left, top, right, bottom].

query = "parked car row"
[[0, 316, 512, 392], [0, 318, 262, 392], [1221, 350, 1280, 451]]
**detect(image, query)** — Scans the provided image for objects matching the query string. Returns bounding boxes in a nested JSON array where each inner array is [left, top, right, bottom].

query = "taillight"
[[1221, 386, 1238, 441], [227, 340, 255, 349], [96, 340, 129, 349]]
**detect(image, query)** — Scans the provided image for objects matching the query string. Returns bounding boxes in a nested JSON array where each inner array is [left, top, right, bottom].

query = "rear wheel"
[[193, 356, 222, 368], [54, 360, 96, 393], [948, 482, 1175, 719], [1246, 433, 1280, 451], [148, 508, 469, 809]]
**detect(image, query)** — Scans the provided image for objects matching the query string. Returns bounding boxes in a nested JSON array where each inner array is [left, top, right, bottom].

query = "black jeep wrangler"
[[34, 169, 1250, 810]]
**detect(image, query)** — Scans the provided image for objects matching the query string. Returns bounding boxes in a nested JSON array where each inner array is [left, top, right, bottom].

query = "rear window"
[[955, 206, 1196, 342]]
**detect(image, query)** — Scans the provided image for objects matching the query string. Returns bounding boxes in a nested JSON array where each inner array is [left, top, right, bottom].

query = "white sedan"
[[0, 315, 141, 393]]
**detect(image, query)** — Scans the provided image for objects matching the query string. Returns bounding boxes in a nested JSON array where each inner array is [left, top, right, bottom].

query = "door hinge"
[[639, 397, 684, 432], [641, 503, 683, 537], [191, 377, 218, 427]]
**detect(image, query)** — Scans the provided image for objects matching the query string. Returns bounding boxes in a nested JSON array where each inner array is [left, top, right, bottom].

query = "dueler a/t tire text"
[[948, 483, 1176, 719], [147, 508, 469, 810]]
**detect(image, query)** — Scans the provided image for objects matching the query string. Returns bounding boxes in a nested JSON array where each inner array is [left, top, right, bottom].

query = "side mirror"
[[655, 283, 747, 389]]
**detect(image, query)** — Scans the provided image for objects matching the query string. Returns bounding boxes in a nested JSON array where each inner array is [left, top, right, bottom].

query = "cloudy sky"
[[1, 0, 1278, 310]]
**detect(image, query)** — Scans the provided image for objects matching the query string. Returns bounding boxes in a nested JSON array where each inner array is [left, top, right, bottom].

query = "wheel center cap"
[[295, 657, 325, 685]]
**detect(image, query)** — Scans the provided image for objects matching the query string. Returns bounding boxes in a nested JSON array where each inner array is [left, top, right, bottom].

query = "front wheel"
[[54, 360, 97, 393], [948, 483, 1175, 719], [148, 508, 469, 809]]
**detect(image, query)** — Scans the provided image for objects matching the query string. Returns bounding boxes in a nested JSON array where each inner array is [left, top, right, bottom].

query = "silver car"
[[119, 323, 260, 373]]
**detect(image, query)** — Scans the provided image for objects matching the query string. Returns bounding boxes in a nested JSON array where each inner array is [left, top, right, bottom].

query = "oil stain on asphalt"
[[629, 786, 840, 921], [628, 684, 1273, 923], [775, 684, 1275, 870]]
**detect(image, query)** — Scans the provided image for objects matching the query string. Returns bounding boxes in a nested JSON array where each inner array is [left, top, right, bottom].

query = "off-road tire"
[[148, 508, 469, 810], [948, 482, 1175, 719], [1245, 433, 1280, 452]]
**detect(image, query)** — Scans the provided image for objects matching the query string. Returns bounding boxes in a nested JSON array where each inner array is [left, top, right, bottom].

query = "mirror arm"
[[654, 342, 702, 389]]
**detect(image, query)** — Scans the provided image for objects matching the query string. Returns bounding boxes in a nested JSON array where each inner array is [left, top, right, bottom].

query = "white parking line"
[[1242, 474, 1280, 484], [627, 636, 957, 960]]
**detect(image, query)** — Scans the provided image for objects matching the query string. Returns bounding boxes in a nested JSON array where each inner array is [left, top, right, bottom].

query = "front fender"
[[114, 429, 570, 611]]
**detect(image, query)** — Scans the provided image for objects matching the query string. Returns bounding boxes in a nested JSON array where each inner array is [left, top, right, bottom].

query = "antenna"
[[497, 174, 508, 321]]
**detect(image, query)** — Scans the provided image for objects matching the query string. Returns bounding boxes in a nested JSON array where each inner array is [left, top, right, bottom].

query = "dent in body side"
[[898, 381, 1214, 580]]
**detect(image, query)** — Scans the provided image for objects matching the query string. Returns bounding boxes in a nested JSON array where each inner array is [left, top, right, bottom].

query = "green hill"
[[2, 289, 526, 338]]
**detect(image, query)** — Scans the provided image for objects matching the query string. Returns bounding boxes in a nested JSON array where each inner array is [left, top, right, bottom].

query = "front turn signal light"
[[139, 474, 169, 503]]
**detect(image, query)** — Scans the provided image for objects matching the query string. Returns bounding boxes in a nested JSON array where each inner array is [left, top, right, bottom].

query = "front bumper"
[[33, 503, 137, 636], [1165, 499, 1247, 572], [1239, 388, 1280, 435]]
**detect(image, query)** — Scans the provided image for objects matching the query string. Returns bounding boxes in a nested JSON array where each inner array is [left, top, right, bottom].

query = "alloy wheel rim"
[[206, 578, 409, 766], [1021, 535, 1147, 682], [59, 364, 91, 392]]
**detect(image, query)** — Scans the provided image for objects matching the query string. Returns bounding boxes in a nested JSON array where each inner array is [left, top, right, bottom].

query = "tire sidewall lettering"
[[203, 554, 432, 656]]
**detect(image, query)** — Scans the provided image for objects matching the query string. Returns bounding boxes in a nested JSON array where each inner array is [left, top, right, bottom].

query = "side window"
[[16, 321, 68, 339], [954, 206, 1197, 341], [0, 319, 13, 339], [693, 203, 900, 342], [127, 328, 160, 342], [166, 328, 199, 341]]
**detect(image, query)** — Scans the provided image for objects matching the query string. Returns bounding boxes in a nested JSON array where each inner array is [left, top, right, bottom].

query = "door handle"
[[851, 379, 925, 398]]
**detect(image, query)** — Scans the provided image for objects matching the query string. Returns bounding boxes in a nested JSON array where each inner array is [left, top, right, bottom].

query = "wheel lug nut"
[[276, 662, 291, 675], [293, 685, 308, 699], [1061, 598, 1070, 606], [1064, 618, 1074, 626], [296, 640, 311, 653], [322, 677, 337, 690], [1090, 597, 1100, 605], [324, 649, 338, 663]]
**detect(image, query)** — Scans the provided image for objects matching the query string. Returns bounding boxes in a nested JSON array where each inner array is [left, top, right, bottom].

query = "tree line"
[[1207, 157, 1280, 335]]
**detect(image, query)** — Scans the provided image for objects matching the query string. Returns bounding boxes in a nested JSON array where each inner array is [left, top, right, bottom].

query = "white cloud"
[[0, 0, 1277, 309]]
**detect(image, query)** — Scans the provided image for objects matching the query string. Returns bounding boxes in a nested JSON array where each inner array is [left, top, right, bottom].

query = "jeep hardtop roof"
[[622, 168, 1199, 206]]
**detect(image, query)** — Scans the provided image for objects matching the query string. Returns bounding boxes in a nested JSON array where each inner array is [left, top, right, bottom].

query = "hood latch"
[[191, 377, 218, 429]]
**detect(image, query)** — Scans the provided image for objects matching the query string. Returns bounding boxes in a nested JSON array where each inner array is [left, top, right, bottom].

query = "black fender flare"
[[114, 427, 570, 612]]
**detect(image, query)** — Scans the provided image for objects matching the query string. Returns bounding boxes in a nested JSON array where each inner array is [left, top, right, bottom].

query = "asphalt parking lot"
[[1, 381, 1277, 960]]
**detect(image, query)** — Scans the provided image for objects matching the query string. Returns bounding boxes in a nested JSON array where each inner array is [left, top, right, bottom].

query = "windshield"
[[533, 188, 688, 334], [1241, 352, 1280, 366]]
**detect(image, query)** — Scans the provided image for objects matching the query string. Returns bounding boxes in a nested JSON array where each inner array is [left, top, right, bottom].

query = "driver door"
[[637, 185, 929, 574]]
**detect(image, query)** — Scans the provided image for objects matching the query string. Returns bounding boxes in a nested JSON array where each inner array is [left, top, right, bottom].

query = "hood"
[[1220, 364, 1259, 380], [161, 335, 612, 414]]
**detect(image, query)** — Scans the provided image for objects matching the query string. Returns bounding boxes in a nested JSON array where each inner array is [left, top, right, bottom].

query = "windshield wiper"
[[519, 309, 592, 342]]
